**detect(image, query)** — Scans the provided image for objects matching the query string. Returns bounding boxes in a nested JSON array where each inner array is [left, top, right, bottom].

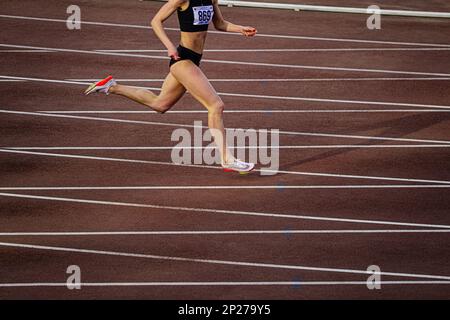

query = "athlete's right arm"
[[151, 0, 185, 60]]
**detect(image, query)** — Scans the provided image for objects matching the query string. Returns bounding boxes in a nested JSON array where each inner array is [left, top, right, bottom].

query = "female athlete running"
[[85, 0, 257, 173]]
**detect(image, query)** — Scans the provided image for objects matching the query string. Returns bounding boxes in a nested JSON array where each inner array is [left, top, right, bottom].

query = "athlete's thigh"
[[157, 72, 186, 106], [169, 61, 221, 108]]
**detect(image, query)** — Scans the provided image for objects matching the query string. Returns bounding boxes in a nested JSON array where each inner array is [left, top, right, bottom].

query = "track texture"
[[0, 0, 449, 299]]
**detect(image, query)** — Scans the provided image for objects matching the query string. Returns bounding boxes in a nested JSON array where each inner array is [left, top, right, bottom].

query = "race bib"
[[192, 5, 214, 25]]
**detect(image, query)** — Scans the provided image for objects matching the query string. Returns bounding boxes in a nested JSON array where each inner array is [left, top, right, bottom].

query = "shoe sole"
[[222, 165, 255, 174], [84, 83, 98, 95]]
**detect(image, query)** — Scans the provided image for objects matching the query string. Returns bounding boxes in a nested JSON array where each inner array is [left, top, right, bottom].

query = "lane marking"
[[2, 148, 450, 185], [4, 74, 450, 111], [217, 0, 450, 18], [0, 192, 449, 229], [68, 77, 450, 82], [2, 108, 450, 145], [96, 48, 450, 53], [0, 49, 54, 53], [2, 14, 450, 47], [0, 281, 449, 287], [1, 185, 450, 191], [6, 145, 450, 150], [0, 76, 89, 86], [217, 92, 450, 110], [1, 229, 450, 236], [39, 109, 450, 114], [2, 43, 450, 77], [0, 241, 449, 280]]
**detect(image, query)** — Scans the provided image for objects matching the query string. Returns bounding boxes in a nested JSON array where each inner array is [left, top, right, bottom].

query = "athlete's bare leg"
[[169, 60, 233, 164], [108, 73, 186, 113]]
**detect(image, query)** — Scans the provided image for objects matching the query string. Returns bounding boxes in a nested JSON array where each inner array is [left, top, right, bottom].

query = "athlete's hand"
[[168, 46, 180, 60], [240, 26, 257, 37]]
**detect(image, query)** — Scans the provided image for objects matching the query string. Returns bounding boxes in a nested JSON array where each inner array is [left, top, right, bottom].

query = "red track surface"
[[0, 0, 450, 299]]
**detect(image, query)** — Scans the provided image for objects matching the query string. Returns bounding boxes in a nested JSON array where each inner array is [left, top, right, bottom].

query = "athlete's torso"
[[177, 0, 215, 54]]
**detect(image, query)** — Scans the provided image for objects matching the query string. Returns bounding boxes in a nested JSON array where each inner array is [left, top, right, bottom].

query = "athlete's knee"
[[151, 99, 173, 114], [207, 99, 225, 115], [156, 104, 171, 114]]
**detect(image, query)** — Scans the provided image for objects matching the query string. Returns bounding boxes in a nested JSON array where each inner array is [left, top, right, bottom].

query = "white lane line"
[[2, 108, 450, 145], [1, 185, 450, 191], [0, 80, 24, 82], [2, 14, 450, 47], [0, 192, 449, 230], [2, 148, 450, 185], [5, 74, 450, 111], [96, 48, 450, 53], [0, 76, 89, 86], [3, 147, 450, 185], [97, 49, 166, 53], [0, 281, 449, 287], [217, 91, 450, 110], [39, 109, 450, 114], [5, 145, 450, 150], [0, 49, 54, 53], [68, 77, 450, 82], [1, 229, 450, 236], [218, 1, 450, 18], [0, 241, 449, 280], [2, 43, 450, 78]]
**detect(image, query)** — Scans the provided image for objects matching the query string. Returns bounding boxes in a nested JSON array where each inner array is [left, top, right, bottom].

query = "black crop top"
[[178, 0, 214, 32]]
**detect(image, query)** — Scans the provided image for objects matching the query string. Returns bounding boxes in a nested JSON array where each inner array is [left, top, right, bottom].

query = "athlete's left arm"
[[212, 0, 257, 36]]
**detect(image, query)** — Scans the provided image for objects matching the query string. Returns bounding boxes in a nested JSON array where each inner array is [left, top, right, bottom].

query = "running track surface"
[[0, 0, 450, 299]]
